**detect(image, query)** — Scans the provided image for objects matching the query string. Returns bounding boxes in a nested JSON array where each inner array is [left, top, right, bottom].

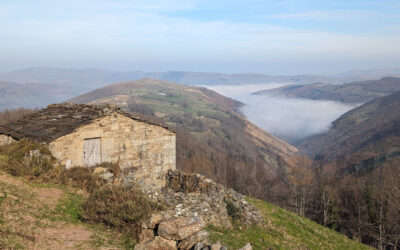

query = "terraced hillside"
[[70, 78, 298, 200]]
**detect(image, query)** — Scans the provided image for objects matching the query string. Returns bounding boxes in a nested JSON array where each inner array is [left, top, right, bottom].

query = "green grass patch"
[[207, 197, 371, 250], [52, 193, 83, 223]]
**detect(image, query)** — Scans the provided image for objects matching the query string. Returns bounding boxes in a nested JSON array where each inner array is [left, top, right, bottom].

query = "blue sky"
[[1, 0, 400, 74]]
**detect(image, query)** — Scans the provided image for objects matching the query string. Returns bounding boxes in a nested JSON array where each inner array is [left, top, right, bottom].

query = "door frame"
[[83, 137, 102, 167]]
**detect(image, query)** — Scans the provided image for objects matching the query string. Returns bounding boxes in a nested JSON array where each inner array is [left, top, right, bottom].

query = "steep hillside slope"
[[209, 197, 370, 249], [254, 77, 400, 103], [70, 78, 298, 199], [0, 81, 81, 111], [297, 91, 400, 173], [0, 169, 369, 249]]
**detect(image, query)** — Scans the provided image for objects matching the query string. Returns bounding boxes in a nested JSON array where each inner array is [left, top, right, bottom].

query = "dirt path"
[[0, 172, 125, 249]]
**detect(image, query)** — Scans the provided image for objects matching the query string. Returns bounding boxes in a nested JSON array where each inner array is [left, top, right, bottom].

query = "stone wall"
[[49, 112, 176, 191], [0, 134, 15, 147]]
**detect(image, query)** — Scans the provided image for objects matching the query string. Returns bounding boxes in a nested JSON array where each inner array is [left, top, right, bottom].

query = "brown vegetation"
[[0, 138, 54, 177], [280, 157, 400, 249], [81, 185, 161, 238], [0, 139, 160, 241], [0, 108, 36, 125]]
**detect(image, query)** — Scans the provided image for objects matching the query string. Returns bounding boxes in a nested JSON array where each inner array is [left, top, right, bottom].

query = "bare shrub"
[[0, 139, 54, 177], [80, 184, 162, 238], [43, 166, 105, 193], [0, 108, 37, 125]]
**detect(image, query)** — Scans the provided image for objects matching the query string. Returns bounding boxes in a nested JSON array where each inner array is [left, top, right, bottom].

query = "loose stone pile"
[[133, 170, 263, 249], [135, 214, 253, 249], [158, 170, 264, 228], [135, 215, 208, 249], [93, 168, 263, 249]]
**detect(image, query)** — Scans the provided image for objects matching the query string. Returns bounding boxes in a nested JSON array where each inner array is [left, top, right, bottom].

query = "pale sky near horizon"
[[1, 0, 400, 75]]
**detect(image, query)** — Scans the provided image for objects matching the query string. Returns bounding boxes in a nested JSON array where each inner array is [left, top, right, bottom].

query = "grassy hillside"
[[0, 170, 132, 249], [208, 197, 370, 249], [254, 77, 400, 103], [70, 78, 298, 201], [297, 91, 400, 174], [0, 170, 369, 249]]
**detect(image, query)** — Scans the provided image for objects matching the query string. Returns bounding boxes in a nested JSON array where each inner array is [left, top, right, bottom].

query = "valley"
[[69, 78, 298, 201], [2, 1, 400, 248], [1, 73, 399, 249], [297, 90, 400, 174]]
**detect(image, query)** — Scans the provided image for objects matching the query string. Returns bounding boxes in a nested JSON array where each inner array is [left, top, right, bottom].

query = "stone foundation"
[[0, 134, 15, 147]]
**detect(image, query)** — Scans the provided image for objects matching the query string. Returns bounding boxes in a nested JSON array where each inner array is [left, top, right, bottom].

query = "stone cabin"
[[0, 103, 176, 190]]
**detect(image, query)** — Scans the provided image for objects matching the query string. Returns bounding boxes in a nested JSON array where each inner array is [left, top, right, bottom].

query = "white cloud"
[[203, 84, 358, 142], [0, 0, 400, 73], [266, 10, 387, 20]]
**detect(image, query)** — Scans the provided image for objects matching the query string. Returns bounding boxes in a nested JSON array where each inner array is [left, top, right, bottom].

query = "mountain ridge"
[[297, 90, 400, 173], [254, 77, 400, 103], [0, 81, 82, 110], [1, 67, 386, 88]]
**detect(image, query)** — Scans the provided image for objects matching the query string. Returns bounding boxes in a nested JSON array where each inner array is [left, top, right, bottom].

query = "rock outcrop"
[[135, 214, 208, 250], [158, 216, 206, 241], [134, 170, 263, 249], [157, 170, 264, 228]]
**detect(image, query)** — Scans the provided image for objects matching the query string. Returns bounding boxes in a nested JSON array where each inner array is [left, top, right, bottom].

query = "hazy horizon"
[[1, 1, 400, 75], [2, 66, 400, 78]]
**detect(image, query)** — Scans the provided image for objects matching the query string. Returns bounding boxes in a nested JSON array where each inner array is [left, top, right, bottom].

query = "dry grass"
[[0, 139, 54, 177], [0, 139, 159, 245], [81, 184, 162, 239], [43, 166, 105, 193], [0, 171, 128, 249]]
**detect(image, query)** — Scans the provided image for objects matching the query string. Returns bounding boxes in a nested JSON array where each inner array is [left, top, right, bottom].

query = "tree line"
[[279, 155, 400, 249]]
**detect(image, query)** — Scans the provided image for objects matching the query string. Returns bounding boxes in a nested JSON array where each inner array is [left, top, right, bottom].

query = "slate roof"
[[0, 103, 174, 142]]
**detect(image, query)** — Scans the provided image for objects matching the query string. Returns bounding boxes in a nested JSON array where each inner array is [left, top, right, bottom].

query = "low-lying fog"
[[201, 84, 358, 143]]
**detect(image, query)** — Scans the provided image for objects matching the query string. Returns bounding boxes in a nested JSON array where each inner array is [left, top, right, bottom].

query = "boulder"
[[93, 167, 107, 175], [138, 229, 154, 243], [144, 212, 164, 229], [239, 243, 252, 250], [158, 216, 206, 241], [134, 236, 177, 250], [210, 243, 223, 250], [177, 230, 209, 249], [193, 242, 205, 250], [99, 172, 114, 181]]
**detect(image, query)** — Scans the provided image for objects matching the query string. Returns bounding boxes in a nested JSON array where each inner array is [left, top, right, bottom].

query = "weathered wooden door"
[[83, 138, 101, 167]]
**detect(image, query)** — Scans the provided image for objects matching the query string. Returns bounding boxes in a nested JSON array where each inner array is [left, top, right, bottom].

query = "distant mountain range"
[[254, 77, 400, 103], [297, 91, 400, 174], [0, 81, 82, 110], [338, 67, 400, 78], [1, 67, 400, 111], [2, 67, 396, 90]]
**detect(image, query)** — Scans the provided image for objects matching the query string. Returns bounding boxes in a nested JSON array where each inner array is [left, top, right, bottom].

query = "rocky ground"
[[133, 170, 261, 249]]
